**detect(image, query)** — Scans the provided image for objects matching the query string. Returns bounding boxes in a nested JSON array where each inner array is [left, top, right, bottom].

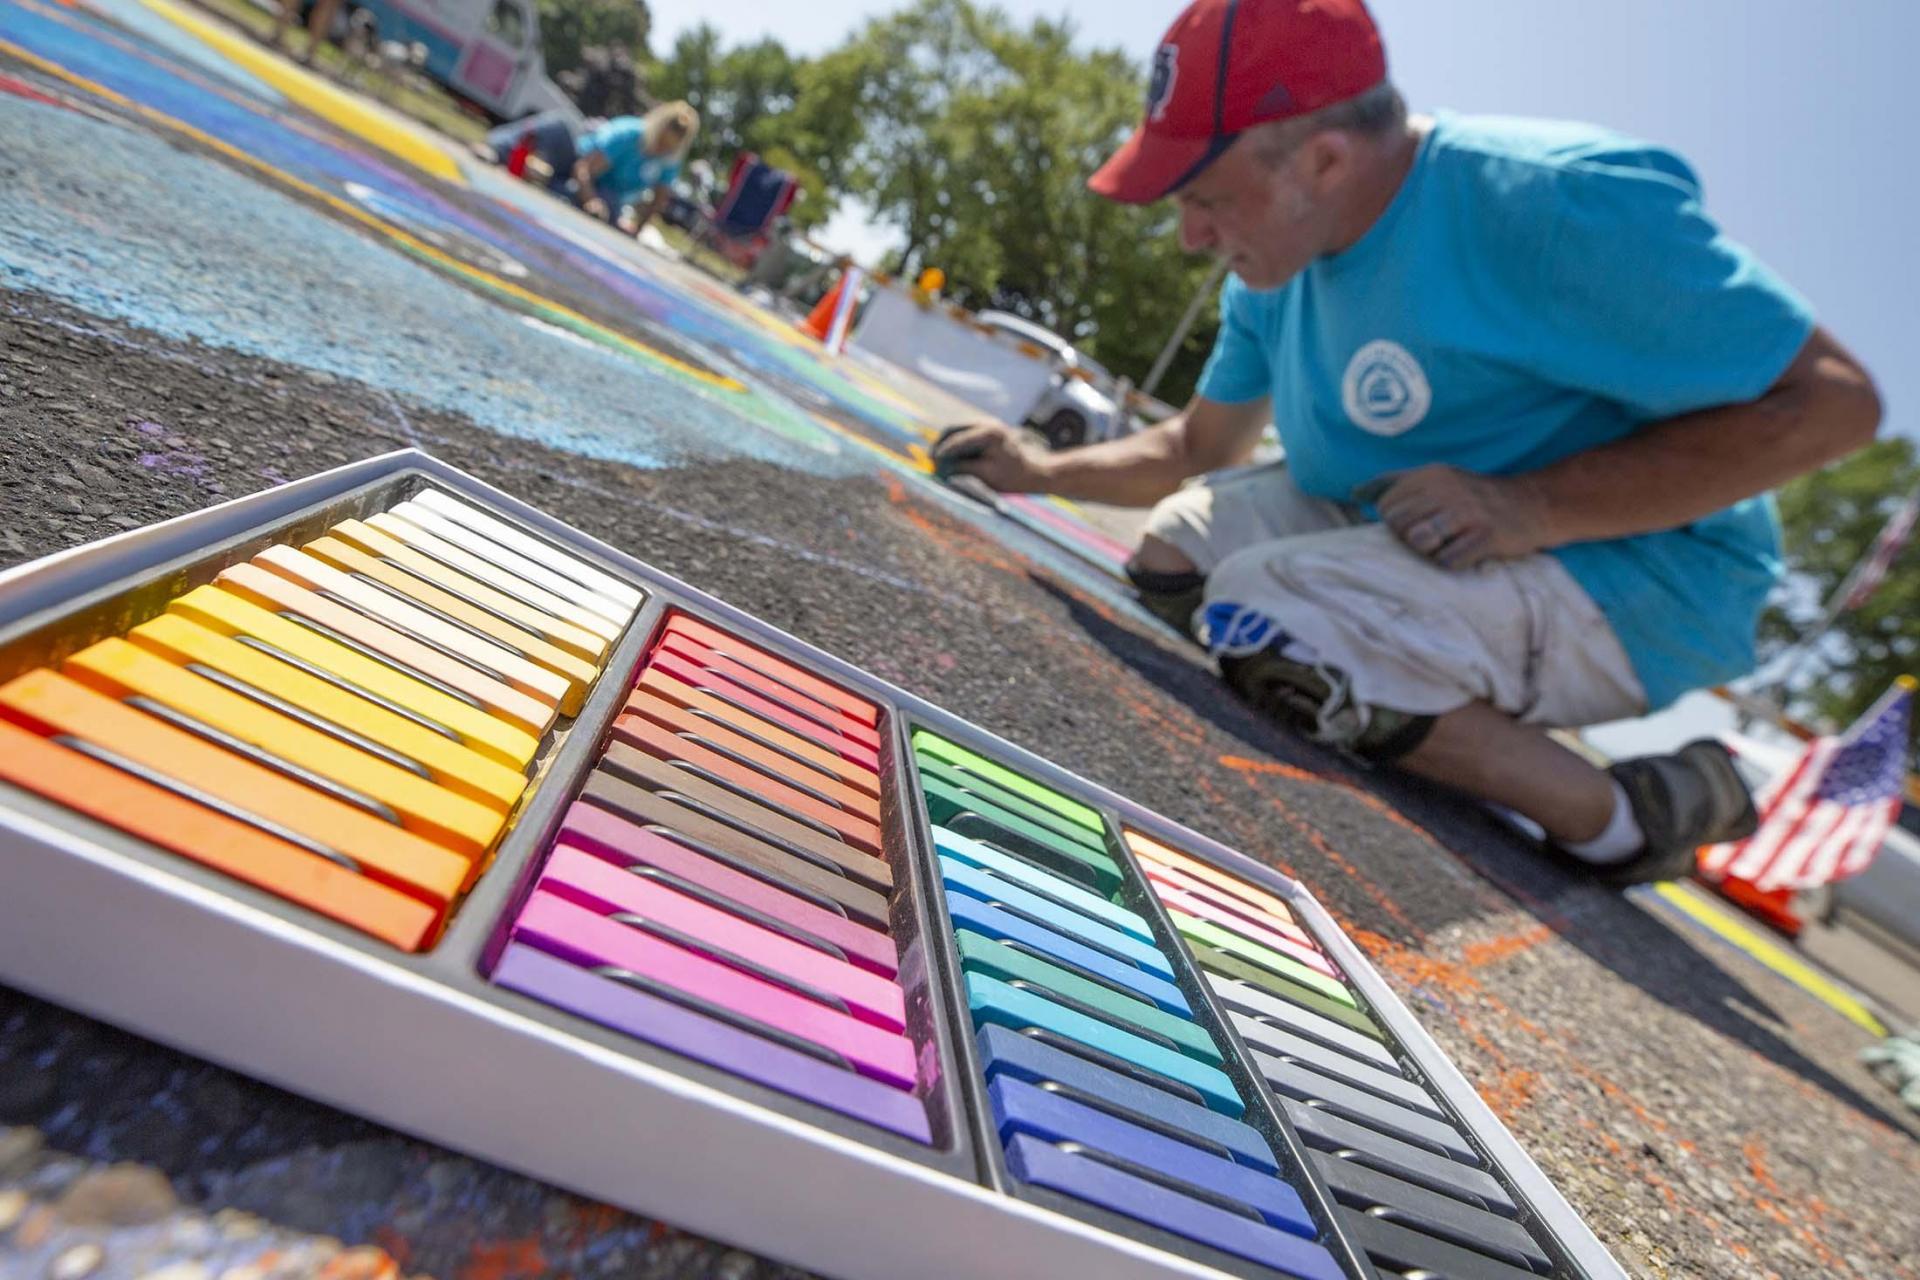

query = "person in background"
[[481, 101, 699, 236], [935, 0, 1882, 886], [269, 0, 344, 66]]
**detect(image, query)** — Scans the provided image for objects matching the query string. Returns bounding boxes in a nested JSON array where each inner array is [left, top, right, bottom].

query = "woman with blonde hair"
[[482, 100, 699, 236], [570, 100, 699, 234]]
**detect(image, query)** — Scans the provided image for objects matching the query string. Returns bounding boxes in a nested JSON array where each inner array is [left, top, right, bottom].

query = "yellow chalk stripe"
[[63, 638, 503, 861], [167, 585, 537, 769], [326, 518, 606, 664], [136, 0, 463, 182], [126, 611, 527, 813], [1650, 883, 1887, 1036], [302, 534, 594, 714]]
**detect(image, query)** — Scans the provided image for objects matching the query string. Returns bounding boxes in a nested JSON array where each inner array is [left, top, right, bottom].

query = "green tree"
[[794, 0, 1219, 396], [536, 0, 650, 77], [1760, 437, 1920, 754]]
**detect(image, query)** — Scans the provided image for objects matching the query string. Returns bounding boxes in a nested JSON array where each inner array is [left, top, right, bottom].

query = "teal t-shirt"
[[577, 117, 682, 207], [1197, 112, 1813, 711]]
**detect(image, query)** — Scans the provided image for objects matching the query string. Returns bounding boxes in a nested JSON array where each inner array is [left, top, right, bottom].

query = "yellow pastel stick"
[[216, 561, 555, 738], [301, 535, 594, 716], [63, 638, 506, 862], [127, 611, 527, 813], [250, 545, 570, 711], [365, 512, 621, 643], [327, 518, 606, 665], [167, 585, 538, 770]]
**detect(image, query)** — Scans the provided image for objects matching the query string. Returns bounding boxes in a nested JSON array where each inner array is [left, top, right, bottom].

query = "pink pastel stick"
[[539, 844, 905, 1031], [1151, 880, 1341, 980], [555, 803, 897, 978], [513, 892, 918, 1088], [655, 631, 879, 741], [647, 649, 883, 771]]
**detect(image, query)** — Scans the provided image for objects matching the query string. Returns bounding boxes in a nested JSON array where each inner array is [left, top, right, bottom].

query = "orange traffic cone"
[[801, 272, 847, 342]]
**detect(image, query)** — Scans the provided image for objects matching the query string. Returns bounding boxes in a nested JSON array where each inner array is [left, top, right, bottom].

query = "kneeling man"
[[936, 0, 1882, 883]]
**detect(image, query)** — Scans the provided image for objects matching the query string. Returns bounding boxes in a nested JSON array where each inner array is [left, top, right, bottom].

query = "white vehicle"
[[974, 311, 1126, 449]]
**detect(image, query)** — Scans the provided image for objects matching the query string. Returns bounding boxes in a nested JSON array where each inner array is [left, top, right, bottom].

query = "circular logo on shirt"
[[1342, 340, 1431, 437]]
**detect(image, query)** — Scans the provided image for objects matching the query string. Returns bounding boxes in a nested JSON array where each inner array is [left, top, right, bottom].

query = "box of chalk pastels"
[[0, 451, 1627, 1280]]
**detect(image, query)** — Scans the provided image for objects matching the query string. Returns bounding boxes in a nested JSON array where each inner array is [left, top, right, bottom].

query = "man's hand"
[[930, 423, 1053, 493], [582, 196, 610, 220], [1369, 465, 1553, 570]]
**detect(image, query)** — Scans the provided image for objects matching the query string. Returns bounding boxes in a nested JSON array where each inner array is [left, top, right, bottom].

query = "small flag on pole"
[[1700, 678, 1914, 893], [1843, 488, 1920, 611]]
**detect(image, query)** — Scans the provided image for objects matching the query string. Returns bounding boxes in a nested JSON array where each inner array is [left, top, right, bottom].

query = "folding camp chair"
[[695, 152, 798, 270]]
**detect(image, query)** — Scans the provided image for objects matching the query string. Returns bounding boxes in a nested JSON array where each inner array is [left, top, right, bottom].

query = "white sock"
[[1561, 780, 1644, 865]]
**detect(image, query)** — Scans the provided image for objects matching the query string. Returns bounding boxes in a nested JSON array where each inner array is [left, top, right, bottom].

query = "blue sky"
[[656, 0, 1913, 440]]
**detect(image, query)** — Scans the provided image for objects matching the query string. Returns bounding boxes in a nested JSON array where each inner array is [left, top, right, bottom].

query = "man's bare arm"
[[1379, 327, 1883, 568], [934, 395, 1273, 508]]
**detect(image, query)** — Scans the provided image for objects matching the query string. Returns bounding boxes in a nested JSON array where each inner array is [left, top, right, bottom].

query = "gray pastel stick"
[[1205, 974, 1401, 1072], [1228, 1013, 1443, 1117], [1309, 1151, 1550, 1273], [1340, 1209, 1546, 1280], [1257, 1055, 1481, 1166], [1284, 1100, 1517, 1218]]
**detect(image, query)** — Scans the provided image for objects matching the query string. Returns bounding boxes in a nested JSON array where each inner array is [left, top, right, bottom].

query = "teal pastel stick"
[[933, 826, 1152, 942], [965, 973, 1244, 1116], [941, 856, 1174, 980]]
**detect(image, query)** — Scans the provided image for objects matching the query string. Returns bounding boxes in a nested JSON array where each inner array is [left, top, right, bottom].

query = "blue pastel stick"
[[990, 1076, 1314, 1234], [940, 856, 1174, 979], [966, 973, 1242, 1116], [933, 826, 1153, 941], [944, 894, 1190, 1015], [977, 1024, 1277, 1172], [1003, 1134, 1347, 1280]]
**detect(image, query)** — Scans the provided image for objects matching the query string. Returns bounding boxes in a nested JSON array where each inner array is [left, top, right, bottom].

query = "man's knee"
[[1200, 598, 1438, 762]]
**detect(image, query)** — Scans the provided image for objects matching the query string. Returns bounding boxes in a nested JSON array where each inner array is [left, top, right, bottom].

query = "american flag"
[[1700, 680, 1914, 893]]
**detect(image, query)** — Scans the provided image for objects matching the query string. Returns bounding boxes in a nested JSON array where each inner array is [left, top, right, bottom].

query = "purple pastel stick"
[[492, 943, 932, 1144]]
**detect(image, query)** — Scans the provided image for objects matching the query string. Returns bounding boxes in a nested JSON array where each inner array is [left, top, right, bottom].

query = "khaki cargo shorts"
[[1141, 464, 1647, 729]]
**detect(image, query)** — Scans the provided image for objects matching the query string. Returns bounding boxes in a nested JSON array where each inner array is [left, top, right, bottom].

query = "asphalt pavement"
[[0, 6, 1917, 1277]]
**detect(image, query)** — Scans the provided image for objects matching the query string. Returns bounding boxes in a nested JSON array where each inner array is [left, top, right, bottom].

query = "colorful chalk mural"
[[0, 0, 1145, 612]]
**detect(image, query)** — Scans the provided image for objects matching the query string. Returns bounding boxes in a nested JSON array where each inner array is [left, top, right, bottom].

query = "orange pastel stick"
[[0, 669, 472, 902], [214, 561, 556, 737], [0, 720, 438, 951], [63, 638, 503, 860]]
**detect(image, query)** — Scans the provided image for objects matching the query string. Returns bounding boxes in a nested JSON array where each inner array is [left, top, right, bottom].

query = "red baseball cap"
[[1089, 0, 1387, 204]]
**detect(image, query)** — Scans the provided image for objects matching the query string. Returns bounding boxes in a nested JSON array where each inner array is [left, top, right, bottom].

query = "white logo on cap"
[[1148, 45, 1179, 121], [1342, 340, 1431, 436]]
